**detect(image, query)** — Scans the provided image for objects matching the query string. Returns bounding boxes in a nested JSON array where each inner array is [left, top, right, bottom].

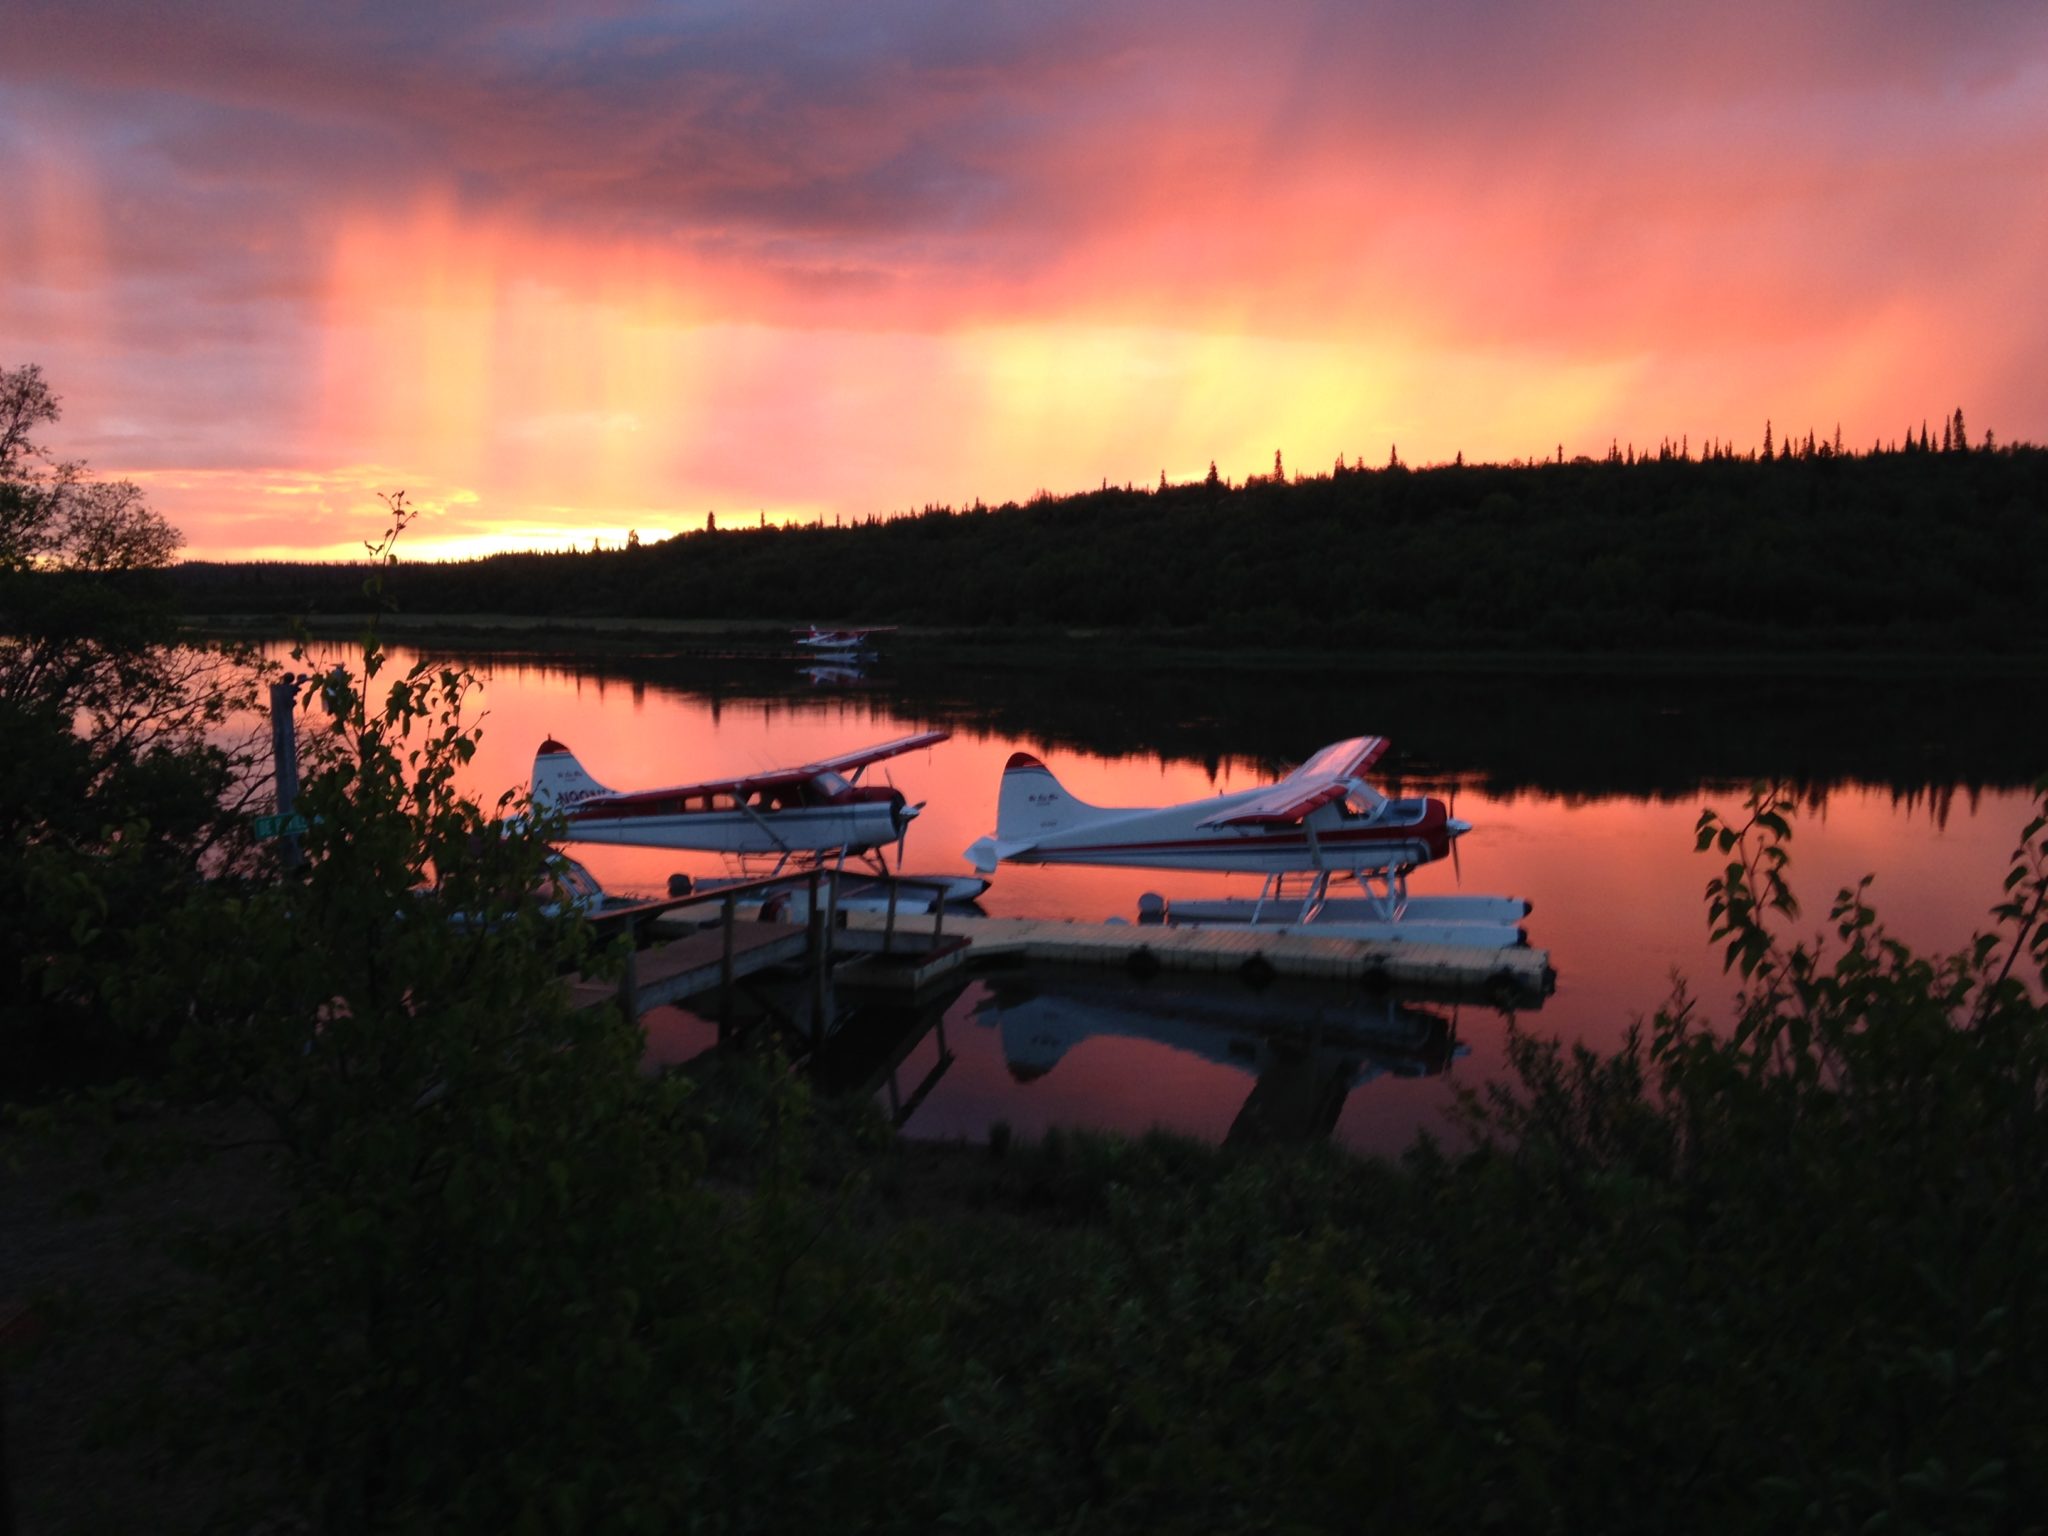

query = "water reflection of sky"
[[271, 643, 2039, 1158]]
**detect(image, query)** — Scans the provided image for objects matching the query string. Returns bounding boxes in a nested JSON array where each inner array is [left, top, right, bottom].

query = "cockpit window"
[[812, 771, 851, 799], [1344, 787, 1386, 818]]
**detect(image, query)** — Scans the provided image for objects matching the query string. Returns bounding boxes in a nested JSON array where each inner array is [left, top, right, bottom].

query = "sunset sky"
[[4, 1, 2045, 561]]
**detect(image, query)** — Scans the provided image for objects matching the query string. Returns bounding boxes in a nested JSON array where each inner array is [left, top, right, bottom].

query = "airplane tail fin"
[[966, 752, 1118, 872], [531, 738, 614, 810]]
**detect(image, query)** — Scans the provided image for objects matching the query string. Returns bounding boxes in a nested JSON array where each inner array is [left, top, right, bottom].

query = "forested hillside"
[[173, 444, 2047, 653]]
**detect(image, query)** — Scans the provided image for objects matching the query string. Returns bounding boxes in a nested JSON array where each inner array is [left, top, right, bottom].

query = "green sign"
[[252, 812, 309, 840]]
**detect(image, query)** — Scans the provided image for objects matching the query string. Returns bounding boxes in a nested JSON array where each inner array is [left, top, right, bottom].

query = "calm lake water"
[[279, 640, 2046, 1157]]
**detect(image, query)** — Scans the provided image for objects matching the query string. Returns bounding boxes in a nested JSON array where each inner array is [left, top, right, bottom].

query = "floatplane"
[[793, 625, 894, 657], [531, 731, 989, 910], [965, 735, 1530, 948]]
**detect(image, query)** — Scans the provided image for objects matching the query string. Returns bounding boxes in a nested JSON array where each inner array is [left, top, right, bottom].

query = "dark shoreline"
[[179, 612, 2048, 680]]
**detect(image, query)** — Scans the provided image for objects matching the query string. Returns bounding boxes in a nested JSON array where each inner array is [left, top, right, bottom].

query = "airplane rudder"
[[995, 750, 1090, 835], [532, 739, 610, 806]]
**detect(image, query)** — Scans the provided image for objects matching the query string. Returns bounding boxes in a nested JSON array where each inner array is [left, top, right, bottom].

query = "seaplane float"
[[530, 730, 988, 913], [965, 735, 1531, 949]]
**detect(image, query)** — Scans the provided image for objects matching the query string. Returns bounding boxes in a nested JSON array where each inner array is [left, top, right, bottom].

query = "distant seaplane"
[[966, 735, 1529, 947], [793, 625, 895, 657]]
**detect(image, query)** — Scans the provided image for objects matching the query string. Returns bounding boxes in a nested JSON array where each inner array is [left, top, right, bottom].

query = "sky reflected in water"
[[277, 642, 2037, 1157]]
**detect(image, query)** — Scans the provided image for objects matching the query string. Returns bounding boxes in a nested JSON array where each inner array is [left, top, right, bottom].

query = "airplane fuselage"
[[989, 781, 1458, 874], [558, 783, 905, 855]]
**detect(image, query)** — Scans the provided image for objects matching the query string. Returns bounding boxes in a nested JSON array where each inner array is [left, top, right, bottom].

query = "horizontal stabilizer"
[[966, 835, 1040, 874]]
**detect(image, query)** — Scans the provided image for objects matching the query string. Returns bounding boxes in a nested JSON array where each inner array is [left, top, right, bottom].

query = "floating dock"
[[836, 911, 1553, 1004]]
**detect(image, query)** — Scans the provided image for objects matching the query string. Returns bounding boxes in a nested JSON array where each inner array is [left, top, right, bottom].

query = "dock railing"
[[585, 867, 960, 1041]]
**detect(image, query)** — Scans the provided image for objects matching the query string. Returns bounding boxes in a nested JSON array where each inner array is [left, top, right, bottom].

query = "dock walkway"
[[568, 920, 809, 1015]]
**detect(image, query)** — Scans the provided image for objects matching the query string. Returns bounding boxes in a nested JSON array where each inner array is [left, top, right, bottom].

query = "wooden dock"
[[567, 921, 809, 1015], [570, 870, 964, 1028], [570, 866, 1554, 1029], [839, 911, 1553, 1003], [832, 935, 974, 995]]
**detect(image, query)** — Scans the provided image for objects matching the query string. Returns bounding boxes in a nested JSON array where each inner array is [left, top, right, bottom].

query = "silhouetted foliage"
[[1, 363, 261, 1090], [38, 765, 2048, 1533]]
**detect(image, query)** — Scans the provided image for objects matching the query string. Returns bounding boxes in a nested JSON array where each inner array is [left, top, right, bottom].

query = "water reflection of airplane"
[[799, 662, 868, 688], [794, 625, 895, 657], [969, 972, 1473, 1146], [966, 735, 1529, 947]]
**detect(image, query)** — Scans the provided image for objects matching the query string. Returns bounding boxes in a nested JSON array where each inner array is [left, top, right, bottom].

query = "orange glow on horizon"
[[154, 193, 1938, 564]]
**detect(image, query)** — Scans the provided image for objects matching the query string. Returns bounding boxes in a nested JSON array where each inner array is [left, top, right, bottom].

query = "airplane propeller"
[[1446, 783, 1471, 886], [894, 799, 925, 872]]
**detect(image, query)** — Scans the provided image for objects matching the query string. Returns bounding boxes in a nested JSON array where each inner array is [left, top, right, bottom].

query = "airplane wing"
[[1196, 735, 1390, 828], [796, 729, 949, 780], [549, 730, 948, 806], [1282, 735, 1389, 784]]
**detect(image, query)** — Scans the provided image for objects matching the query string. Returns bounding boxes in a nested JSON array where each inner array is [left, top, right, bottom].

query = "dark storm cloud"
[[9, 0, 2044, 285], [3, 0, 1119, 248]]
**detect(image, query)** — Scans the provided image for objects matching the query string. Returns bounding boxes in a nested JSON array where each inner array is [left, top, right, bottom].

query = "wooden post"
[[806, 869, 827, 1050], [617, 923, 640, 1027], [719, 893, 737, 1044], [813, 869, 840, 1049]]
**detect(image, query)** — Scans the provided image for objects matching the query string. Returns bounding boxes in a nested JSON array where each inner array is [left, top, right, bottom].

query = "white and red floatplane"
[[531, 730, 989, 907], [534, 729, 939, 861], [966, 735, 1530, 948]]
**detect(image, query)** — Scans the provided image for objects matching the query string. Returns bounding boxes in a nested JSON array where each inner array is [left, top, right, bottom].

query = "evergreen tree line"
[[172, 436, 2048, 654]]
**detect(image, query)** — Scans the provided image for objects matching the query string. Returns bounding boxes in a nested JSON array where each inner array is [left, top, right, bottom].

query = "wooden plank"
[[835, 936, 972, 994], [570, 921, 809, 1013]]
